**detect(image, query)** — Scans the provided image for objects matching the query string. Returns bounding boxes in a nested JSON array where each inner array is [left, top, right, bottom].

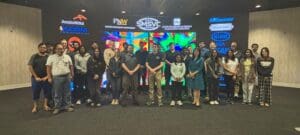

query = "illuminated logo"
[[60, 25, 88, 34], [73, 14, 88, 21], [211, 32, 231, 41], [136, 17, 161, 31], [67, 36, 82, 52], [113, 18, 128, 25], [173, 18, 181, 26], [209, 23, 234, 31], [209, 17, 234, 23]]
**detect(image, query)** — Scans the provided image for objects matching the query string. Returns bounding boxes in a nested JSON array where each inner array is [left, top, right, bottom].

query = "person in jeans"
[[238, 49, 257, 105], [108, 50, 123, 105], [104, 40, 116, 94], [46, 43, 74, 115], [170, 54, 186, 106], [223, 50, 239, 104], [121, 45, 140, 106], [28, 43, 51, 113], [205, 49, 221, 105], [74, 46, 91, 105], [87, 48, 106, 107], [145, 45, 164, 106], [257, 47, 274, 107]]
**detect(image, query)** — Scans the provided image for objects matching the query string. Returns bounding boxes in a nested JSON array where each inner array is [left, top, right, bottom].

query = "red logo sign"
[[73, 14, 88, 21]]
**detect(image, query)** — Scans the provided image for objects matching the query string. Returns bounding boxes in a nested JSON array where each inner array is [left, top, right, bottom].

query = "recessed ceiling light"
[[121, 11, 126, 14], [255, 4, 261, 8], [160, 11, 164, 15], [195, 12, 200, 16], [81, 9, 86, 12]]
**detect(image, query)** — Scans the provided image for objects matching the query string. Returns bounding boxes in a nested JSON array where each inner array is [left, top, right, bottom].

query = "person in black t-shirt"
[[136, 41, 148, 93], [28, 43, 51, 113], [164, 43, 178, 99]]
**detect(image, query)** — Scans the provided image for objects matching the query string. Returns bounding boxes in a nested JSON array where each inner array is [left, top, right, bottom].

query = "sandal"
[[44, 106, 51, 111], [32, 107, 38, 113]]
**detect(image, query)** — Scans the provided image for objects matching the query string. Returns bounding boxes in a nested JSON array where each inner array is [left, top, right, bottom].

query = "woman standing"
[[257, 47, 274, 107], [187, 48, 205, 107], [170, 54, 186, 106], [223, 50, 239, 104], [87, 48, 106, 107], [238, 49, 256, 105], [108, 50, 123, 105], [205, 49, 221, 105]]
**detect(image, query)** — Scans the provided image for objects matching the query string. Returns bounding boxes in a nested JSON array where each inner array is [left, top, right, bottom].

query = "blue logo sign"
[[136, 17, 161, 31], [173, 18, 181, 26], [61, 25, 89, 34], [211, 32, 231, 41], [209, 17, 234, 23]]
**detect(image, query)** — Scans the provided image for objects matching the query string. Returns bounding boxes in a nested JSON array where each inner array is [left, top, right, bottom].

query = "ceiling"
[[2, 0, 300, 16]]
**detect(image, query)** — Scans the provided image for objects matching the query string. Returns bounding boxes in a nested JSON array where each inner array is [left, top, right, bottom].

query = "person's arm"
[[74, 55, 83, 72], [179, 63, 186, 79], [170, 63, 176, 78], [146, 62, 155, 73], [122, 63, 131, 74], [68, 56, 74, 79], [132, 64, 140, 73], [153, 62, 163, 71]]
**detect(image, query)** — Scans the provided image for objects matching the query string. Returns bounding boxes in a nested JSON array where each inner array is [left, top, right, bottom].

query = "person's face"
[[94, 49, 100, 58], [231, 42, 237, 51], [262, 49, 268, 57], [170, 44, 175, 51], [199, 42, 205, 48], [212, 50, 218, 57], [73, 43, 80, 49], [228, 50, 233, 57], [153, 45, 158, 53], [38, 45, 47, 54], [47, 46, 53, 53], [56, 44, 64, 56], [188, 47, 192, 53], [128, 46, 133, 53], [91, 43, 98, 49], [176, 55, 181, 62], [209, 42, 216, 50], [245, 50, 251, 57], [252, 45, 258, 52], [184, 49, 189, 54], [79, 47, 85, 54], [61, 40, 68, 49], [139, 43, 144, 49]]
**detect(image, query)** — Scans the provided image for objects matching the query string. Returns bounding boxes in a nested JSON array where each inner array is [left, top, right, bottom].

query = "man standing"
[[251, 43, 260, 60], [121, 45, 140, 106], [146, 45, 164, 106], [28, 43, 51, 113], [46, 43, 74, 115], [136, 41, 148, 94]]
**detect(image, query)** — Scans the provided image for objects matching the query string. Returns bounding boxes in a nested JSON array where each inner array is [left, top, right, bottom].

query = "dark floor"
[[0, 87, 299, 135]]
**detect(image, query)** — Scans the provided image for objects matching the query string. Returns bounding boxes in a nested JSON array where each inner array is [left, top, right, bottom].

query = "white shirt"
[[74, 53, 91, 73], [171, 62, 186, 82], [46, 54, 73, 76], [222, 57, 239, 75]]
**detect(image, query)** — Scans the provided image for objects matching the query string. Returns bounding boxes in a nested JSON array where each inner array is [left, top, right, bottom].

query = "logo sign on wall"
[[136, 17, 161, 31], [105, 18, 135, 30], [67, 36, 82, 52], [59, 14, 89, 35]]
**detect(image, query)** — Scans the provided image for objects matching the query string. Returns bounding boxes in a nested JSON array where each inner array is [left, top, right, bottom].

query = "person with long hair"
[[170, 54, 186, 106], [223, 50, 239, 104], [187, 48, 205, 107], [108, 50, 123, 105], [86, 48, 106, 107], [205, 49, 221, 105], [238, 49, 256, 105], [257, 47, 274, 107]]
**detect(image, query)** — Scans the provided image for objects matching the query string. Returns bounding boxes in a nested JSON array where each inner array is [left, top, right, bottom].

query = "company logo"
[[67, 36, 82, 52], [209, 17, 234, 23], [136, 17, 161, 31], [113, 18, 128, 25], [211, 32, 231, 41], [173, 18, 181, 26], [60, 25, 88, 34], [73, 14, 88, 21], [209, 23, 234, 31]]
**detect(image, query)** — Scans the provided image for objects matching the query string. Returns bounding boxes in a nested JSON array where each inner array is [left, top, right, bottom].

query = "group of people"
[[28, 39, 274, 115]]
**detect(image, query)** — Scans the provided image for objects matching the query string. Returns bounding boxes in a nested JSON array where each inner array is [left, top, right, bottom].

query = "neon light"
[[136, 17, 161, 31], [61, 25, 88, 34], [61, 20, 84, 25], [162, 25, 192, 30], [209, 23, 234, 31], [113, 18, 128, 25], [211, 32, 231, 41], [173, 18, 181, 26], [67, 36, 82, 52], [104, 25, 136, 30], [209, 17, 234, 23]]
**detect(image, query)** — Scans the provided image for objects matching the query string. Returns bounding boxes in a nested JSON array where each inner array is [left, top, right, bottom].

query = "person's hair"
[[38, 42, 46, 48], [169, 43, 174, 47], [243, 49, 254, 59], [251, 43, 259, 48], [210, 49, 220, 61], [225, 50, 236, 63], [54, 43, 63, 50], [260, 47, 270, 58], [175, 54, 182, 63], [193, 47, 201, 61], [78, 45, 87, 54]]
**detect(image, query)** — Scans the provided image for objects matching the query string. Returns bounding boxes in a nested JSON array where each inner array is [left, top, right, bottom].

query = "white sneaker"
[[96, 103, 101, 107], [214, 101, 219, 105], [86, 99, 92, 103], [177, 100, 183, 106], [76, 100, 81, 105], [210, 101, 215, 105], [170, 100, 176, 106]]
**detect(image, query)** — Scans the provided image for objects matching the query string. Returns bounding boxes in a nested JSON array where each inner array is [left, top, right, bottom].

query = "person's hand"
[[94, 74, 99, 80], [35, 77, 42, 82], [232, 75, 237, 80], [112, 72, 116, 77], [48, 78, 52, 84], [150, 69, 156, 74], [213, 74, 218, 79], [41, 77, 48, 81], [128, 71, 134, 76]]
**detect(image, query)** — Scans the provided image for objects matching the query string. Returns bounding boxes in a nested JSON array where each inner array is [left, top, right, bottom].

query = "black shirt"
[[146, 52, 163, 68], [135, 50, 148, 66], [108, 57, 123, 78], [165, 50, 178, 64], [28, 53, 48, 78], [257, 57, 274, 77], [121, 53, 140, 71]]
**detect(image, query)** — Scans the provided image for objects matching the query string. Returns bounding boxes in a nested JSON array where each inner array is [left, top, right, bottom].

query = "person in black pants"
[[108, 50, 123, 105], [136, 41, 148, 94], [164, 43, 178, 99]]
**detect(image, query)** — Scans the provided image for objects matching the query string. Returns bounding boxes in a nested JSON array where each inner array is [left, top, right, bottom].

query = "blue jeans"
[[31, 77, 51, 100], [52, 75, 72, 110]]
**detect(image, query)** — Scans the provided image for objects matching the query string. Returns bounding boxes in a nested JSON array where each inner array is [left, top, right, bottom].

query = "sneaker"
[[170, 100, 176, 106], [76, 100, 81, 105], [96, 103, 101, 107], [111, 99, 116, 105], [115, 100, 119, 105], [146, 101, 154, 106], [158, 102, 164, 107], [86, 99, 92, 103], [66, 107, 74, 112], [177, 100, 183, 106], [52, 109, 60, 115], [209, 101, 215, 105], [90, 103, 95, 107], [214, 101, 219, 105]]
